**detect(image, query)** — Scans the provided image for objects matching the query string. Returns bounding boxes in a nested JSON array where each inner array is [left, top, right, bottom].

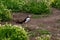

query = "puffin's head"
[[28, 15, 31, 18]]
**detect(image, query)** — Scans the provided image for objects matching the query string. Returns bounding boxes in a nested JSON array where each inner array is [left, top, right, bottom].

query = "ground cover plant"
[[51, 0, 60, 9], [0, 24, 28, 40], [0, 0, 26, 11], [0, 0, 51, 14], [27, 29, 51, 40], [0, 3, 11, 21], [22, 0, 50, 14], [36, 34, 51, 40]]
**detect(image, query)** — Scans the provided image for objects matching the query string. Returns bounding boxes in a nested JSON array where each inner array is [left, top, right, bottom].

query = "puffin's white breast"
[[25, 18, 30, 22]]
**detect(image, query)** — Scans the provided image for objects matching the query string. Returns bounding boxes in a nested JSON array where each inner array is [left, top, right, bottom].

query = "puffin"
[[16, 15, 31, 24]]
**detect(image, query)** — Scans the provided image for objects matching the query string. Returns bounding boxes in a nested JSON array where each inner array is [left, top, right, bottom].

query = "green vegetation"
[[36, 29, 50, 35], [2, 0, 59, 13], [27, 29, 51, 40], [35, 29, 51, 40], [36, 35, 51, 40], [0, 0, 51, 14], [22, 0, 50, 14], [0, 24, 51, 40], [51, 0, 60, 9], [32, 15, 41, 18], [32, 14, 49, 19], [56, 19, 60, 23], [28, 29, 50, 36], [1, 0, 26, 11], [0, 3, 11, 21], [0, 24, 28, 40]]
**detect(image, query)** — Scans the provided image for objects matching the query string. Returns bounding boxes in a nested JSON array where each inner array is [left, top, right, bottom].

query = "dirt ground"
[[1, 8, 60, 40]]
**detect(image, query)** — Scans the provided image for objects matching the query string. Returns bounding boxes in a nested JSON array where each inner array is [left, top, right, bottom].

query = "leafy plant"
[[22, 0, 50, 14], [0, 3, 11, 21], [0, 0, 51, 14], [28, 31, 36, 37], [36, 29, 50, 35], [36, 35, 51, 40], [51, 0, 60, 9], [1, 0, 26, 11], [0, 24, 28, 40]]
